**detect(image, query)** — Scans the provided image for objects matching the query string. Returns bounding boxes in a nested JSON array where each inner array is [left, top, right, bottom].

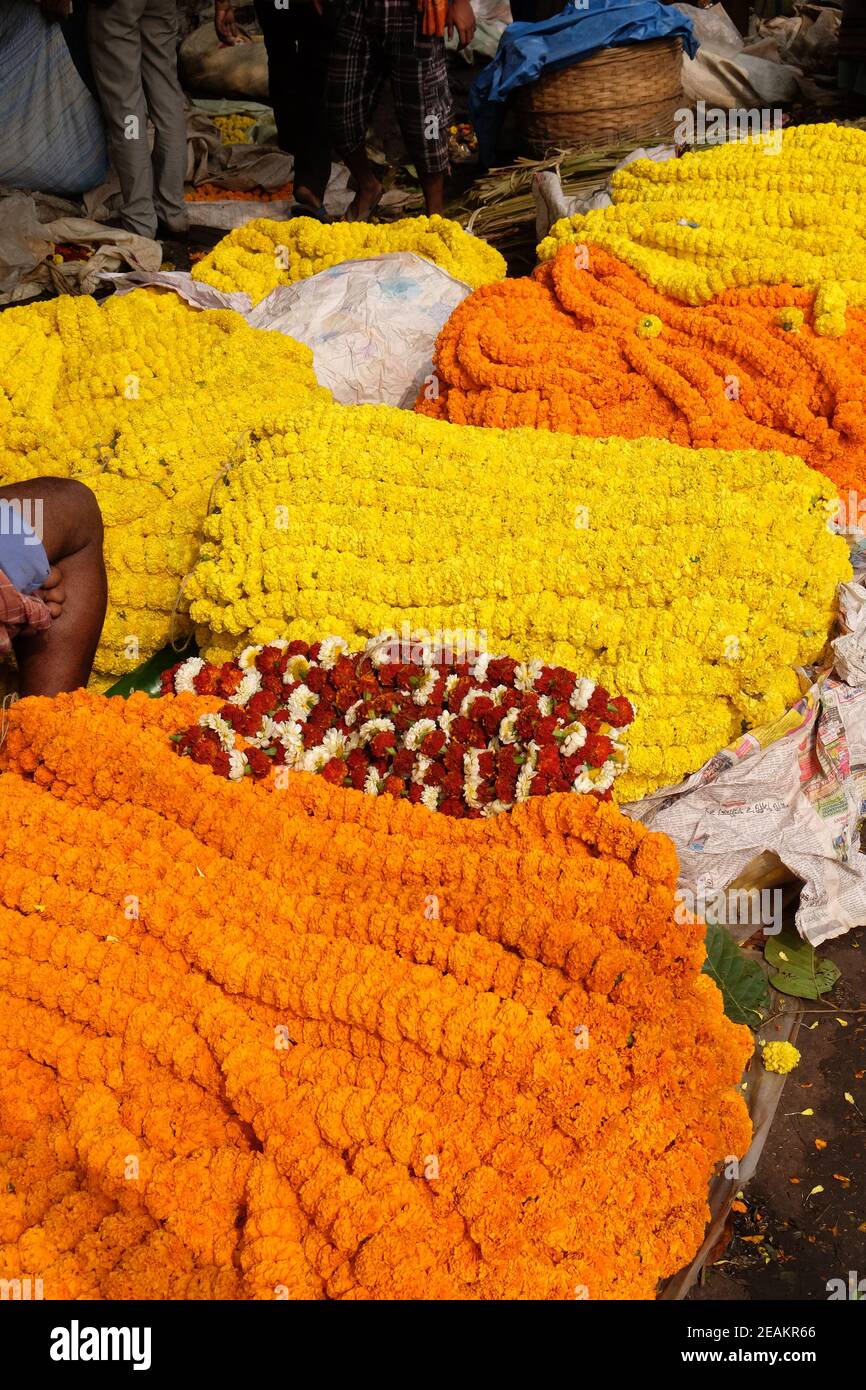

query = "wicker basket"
[[515, 38, 685, 155]]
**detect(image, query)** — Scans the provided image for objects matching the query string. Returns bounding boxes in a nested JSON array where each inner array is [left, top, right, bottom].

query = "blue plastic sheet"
[[471, 0, 699, 164]]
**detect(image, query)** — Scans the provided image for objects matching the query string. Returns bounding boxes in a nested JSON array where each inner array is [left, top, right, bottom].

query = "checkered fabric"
[[328, 0, 451, 176], [0, 568, 51, 659]]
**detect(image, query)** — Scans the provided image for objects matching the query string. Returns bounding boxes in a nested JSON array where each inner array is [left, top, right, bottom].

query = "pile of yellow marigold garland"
[[0, 690, 752, 1299], [190, 214, 507, 303], [0, 291, 326, 684], [538, 124, 866, 326], [417, 243, 866, 502], [185, 399, 850, 801]]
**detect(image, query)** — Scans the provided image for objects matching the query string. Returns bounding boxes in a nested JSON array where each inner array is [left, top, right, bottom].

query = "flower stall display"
[[417, 244, 866, 503], [190, 214, 507, 304], [537, 124, 866, 319], [186, 181, 295, 203], [0, 689, 752, 1300], [185, 398, 850, 802], [0, 291, 327, 684], [162, 637, 635, 810]]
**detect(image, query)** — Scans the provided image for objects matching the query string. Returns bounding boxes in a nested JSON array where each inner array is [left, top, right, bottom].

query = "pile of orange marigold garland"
[[0, 691, 752, 1300], [418, 244, 866, 502]]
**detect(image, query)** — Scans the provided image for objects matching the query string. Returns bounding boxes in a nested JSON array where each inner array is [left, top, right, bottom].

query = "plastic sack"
[[0, 192, 161, 305], [105, 252, 474, 409], [179, 21, 269, 100], [0, 0, 108, 197], [247, 253, 473, 407], [674, 2, 744, 54]]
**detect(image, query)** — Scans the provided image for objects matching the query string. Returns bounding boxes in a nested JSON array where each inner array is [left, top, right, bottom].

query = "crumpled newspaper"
[[626, 574, 866, 946]]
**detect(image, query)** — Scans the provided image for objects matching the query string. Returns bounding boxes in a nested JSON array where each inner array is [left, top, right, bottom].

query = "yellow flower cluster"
[[538, 124, 866, 316], [186, 399, 849, 801], [0, 292, 326, 684], [761, 1041, 800, 1075], [212, 113, 256, 145], [191, 214, 507, 304]]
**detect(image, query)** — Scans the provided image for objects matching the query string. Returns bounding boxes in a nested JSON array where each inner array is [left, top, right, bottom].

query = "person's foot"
[[289, 186, 333, 223], [288, 203, 333, 224], [344, 174, 383, 223]]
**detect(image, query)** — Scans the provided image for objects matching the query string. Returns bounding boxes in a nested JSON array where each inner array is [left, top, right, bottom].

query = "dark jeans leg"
[[289, 5, 333, 202], [254, 0, 332, 205]]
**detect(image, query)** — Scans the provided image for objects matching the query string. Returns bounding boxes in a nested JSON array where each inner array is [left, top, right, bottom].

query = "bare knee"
[[35, 478, 103, 561]]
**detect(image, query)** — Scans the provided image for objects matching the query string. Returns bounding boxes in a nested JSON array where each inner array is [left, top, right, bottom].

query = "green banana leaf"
[[104, 641, 198, 699], [703, 922, 771, 1027]]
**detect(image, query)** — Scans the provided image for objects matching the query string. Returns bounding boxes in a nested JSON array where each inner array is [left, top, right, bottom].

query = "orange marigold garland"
[[0, 690, 752, 1300], [419, 243, 866, 504]]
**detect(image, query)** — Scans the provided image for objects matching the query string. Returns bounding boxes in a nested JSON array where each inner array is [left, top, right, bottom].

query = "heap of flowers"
[[190, 214, 506, 303], [186, 397, 849, 801], [161, 636, 634, 812], [417, 243, 866, 501], [212, 113, 256, 145], [0, 689, 752, 1300], [186, 181, 295, 203], [537, 123, 866, 319], [0, 291, 327, 684]]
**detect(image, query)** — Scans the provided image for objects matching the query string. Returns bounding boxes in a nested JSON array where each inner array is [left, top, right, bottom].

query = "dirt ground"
[[689, 930, 866, 1302]]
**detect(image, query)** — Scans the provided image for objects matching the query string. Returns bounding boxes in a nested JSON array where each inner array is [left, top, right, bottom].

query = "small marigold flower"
[[636, 314, 663, 339], [761, 1041, 801, 1074]]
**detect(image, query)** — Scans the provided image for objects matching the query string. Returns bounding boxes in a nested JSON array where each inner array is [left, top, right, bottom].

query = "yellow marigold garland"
[[184, 399, 850, 800], [0, 689, 752, 1299], [0, 291, 327, 683], [190, 215, 506, 304], [537, 124, 866, 318]]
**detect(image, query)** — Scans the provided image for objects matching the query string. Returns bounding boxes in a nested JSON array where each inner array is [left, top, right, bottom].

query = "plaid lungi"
[[0, 568, 51, 660], [328, 0, 451, 176]]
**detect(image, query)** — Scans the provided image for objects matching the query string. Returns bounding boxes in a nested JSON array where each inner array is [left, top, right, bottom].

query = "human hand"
[[214, 0, 248, 44], [446, 0, 476, 47]]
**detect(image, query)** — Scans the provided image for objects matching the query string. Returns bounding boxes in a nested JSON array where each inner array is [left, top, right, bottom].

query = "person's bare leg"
[[419, 172, 445, 216], [341, 143, 383, 221], [0, 478, 107, 697]]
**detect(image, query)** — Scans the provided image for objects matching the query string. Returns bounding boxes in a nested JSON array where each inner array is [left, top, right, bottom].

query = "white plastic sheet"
[[105, 252, 473, 409]]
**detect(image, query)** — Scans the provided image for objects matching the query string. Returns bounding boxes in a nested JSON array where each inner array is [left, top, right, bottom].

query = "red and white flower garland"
[[163, 635, 634, 817]]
